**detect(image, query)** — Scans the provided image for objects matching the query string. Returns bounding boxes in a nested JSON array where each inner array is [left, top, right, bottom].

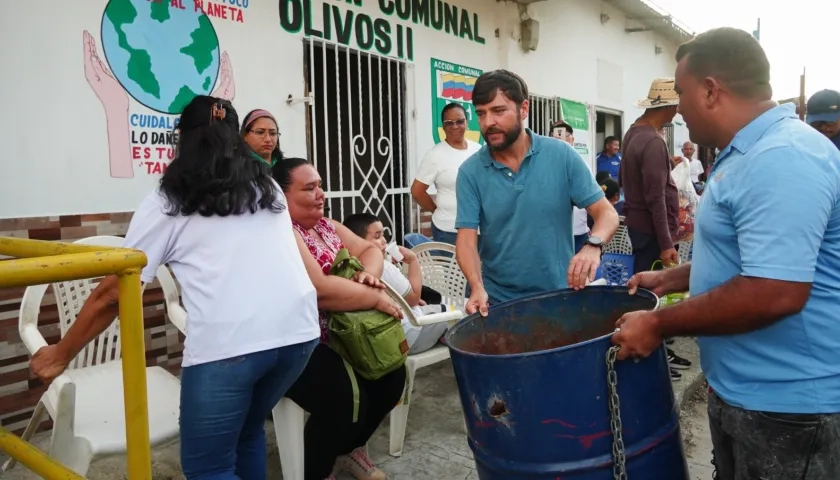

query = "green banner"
[[559, 98, 589, 132], [430, 58, 483, 144]]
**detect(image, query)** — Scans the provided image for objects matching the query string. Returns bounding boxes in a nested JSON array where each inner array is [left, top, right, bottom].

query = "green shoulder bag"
[[328, 248, 409, 382]]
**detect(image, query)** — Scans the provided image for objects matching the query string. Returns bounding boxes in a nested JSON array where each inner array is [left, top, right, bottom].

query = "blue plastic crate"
[[595, 252, 634, 286]]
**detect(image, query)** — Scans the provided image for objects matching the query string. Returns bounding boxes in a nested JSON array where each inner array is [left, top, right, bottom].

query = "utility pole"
[[753, 18, 761, 42]]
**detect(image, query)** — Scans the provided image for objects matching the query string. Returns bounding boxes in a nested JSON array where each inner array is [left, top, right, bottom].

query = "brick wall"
[[418, 210, 433, 239], [0, 214, 184, 435]]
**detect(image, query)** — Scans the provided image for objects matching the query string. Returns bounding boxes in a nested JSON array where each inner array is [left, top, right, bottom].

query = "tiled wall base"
[[0, 214, 183, 434]]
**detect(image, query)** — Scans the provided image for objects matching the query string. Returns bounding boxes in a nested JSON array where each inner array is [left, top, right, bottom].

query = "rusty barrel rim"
[[446, 285, 659, 359]]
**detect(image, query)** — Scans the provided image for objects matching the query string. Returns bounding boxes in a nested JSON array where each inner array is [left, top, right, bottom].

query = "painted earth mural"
[[101, 0, 220, 114]]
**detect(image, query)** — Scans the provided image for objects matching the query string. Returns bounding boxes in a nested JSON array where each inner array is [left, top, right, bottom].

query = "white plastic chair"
[[1, 235, 185, 476], [384, 281, 463, 457], [604, 224, 634, 255], [271, 282, 463, 478], [677, 239, 693, 264], [411, 242, 467, 312]]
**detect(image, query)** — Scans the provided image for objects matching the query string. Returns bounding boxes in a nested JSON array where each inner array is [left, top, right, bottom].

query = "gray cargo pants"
[[708, 389, 840, 480]]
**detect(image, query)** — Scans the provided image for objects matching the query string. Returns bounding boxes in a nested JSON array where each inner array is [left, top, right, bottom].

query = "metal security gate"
[[662, 123, 675, 155], [528, 94, 562, 137], [303, 38, 413, 243]]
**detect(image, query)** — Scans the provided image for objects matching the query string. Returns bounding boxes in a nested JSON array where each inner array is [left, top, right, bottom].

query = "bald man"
[[681, 142, 704, 184]]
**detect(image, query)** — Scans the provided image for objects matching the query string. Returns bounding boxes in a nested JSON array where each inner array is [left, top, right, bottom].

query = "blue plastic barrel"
[[445, 286, 689, 480]]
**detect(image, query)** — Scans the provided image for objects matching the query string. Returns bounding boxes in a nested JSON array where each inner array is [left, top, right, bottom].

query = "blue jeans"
[[431, 222, 457, 245], [180, 339, 318, 480]]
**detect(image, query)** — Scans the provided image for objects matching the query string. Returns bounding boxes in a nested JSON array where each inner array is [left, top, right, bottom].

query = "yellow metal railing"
[[0, 237, 152, 479]]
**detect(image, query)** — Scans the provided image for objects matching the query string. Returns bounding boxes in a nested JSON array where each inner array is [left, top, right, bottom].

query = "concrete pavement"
[[1, 338, 705, 479]]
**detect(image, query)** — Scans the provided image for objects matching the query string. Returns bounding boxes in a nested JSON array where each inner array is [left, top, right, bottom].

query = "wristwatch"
[[585, 236, 605, 256]]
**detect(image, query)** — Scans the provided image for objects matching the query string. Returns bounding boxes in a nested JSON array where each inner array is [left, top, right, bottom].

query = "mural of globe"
[[101, 0, 220, 114]]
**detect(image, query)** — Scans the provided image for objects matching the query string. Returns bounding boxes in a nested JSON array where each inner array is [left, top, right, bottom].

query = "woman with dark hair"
[[29, 96, 400, 480], [273, 158, 405, 480], [241, 109, 283, 166]]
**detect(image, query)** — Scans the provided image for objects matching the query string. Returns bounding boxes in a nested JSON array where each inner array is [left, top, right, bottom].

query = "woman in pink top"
[[275, 157, 406, 480]]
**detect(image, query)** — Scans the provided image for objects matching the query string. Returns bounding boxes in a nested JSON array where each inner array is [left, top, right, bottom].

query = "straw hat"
[[635, 78, 679, 109]]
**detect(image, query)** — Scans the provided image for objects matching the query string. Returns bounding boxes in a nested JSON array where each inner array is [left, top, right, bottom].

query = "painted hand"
[[611, 310, 663, 360], [83, 31, 128, 114], [83, 30, 133, 178], [211, 52, 235, 101]]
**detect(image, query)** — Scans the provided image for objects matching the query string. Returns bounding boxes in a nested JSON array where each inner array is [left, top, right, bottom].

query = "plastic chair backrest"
[[18, 235, 182, 370], [411, 242, 467, 311], [678, 240, 693, 264], [605, 225, 633, 255], [54, 236, 126, 369]]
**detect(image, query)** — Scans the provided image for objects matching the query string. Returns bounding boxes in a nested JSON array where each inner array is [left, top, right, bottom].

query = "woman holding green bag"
[[275, 157, 406, 480]]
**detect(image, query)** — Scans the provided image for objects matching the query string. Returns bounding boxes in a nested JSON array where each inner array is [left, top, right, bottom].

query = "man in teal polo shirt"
[[455, 70, 620, 315], [613, 28, 840, 478]]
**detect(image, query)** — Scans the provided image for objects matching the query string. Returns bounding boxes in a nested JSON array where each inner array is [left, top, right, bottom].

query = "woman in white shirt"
[[411, 103, 481, 245], [29, 96, 398, 480]]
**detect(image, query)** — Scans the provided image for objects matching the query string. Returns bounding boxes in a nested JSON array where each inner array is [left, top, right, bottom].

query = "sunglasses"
[[443, 119, 467, 127]]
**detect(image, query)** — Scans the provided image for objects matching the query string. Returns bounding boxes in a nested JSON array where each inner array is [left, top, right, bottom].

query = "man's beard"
[[483, 122, 522, 152]]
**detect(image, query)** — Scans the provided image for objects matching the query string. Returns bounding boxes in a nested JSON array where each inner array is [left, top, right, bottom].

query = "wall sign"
[[279, 0, 486, 61], [430, 58, 482, 144], [559, 98, 590, 156]]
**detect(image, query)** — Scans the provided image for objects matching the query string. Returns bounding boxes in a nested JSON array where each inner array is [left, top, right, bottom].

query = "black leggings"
[[285, 343, 406, 480]]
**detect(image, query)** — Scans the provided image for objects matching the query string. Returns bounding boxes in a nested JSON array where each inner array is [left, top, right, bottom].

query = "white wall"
[[0, 0, 684, 219], [501, 0, 680, 132]]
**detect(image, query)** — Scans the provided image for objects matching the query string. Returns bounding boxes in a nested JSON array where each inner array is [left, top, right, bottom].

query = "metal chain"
[[606, 346, 628, 480]]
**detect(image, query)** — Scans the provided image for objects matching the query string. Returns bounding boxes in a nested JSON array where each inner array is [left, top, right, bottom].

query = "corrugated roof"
[[604, 0, 694, 46]]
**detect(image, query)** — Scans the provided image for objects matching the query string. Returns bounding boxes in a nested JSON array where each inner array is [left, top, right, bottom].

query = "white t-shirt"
[[689, 158, 704, 183], [381, 261, 428, 339], [382, 261, 411, 297], [573, 153, 595, 236], [125, 188, 320, 367], [415, 140, 482, 232]]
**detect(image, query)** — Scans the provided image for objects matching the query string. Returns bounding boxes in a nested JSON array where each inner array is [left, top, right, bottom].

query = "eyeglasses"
[[250, 129, 280, 138], [442, 119, 467, 128]]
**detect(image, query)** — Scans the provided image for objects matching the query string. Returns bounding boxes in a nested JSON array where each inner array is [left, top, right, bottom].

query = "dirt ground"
[[681, 381, 716, 479]]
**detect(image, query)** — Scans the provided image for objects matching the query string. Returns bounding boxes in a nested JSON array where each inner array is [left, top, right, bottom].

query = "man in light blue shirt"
[[455, 70, 619, 314], [613, 28, 840, 479]]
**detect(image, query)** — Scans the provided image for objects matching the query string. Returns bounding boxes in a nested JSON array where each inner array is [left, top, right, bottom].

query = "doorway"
[[595, 110, 623, 155], [303, 39, 413, 243]]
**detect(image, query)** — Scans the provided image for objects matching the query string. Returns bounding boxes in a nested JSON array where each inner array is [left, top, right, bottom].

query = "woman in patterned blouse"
[[275, 157, 406, 480]]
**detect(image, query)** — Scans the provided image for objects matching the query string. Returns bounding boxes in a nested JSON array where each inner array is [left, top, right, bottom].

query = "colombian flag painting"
[[464, 77, 476, 101], [441, 73, 475, 100], [441, 73, 456, 98], [431, 58, 484, 144]]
